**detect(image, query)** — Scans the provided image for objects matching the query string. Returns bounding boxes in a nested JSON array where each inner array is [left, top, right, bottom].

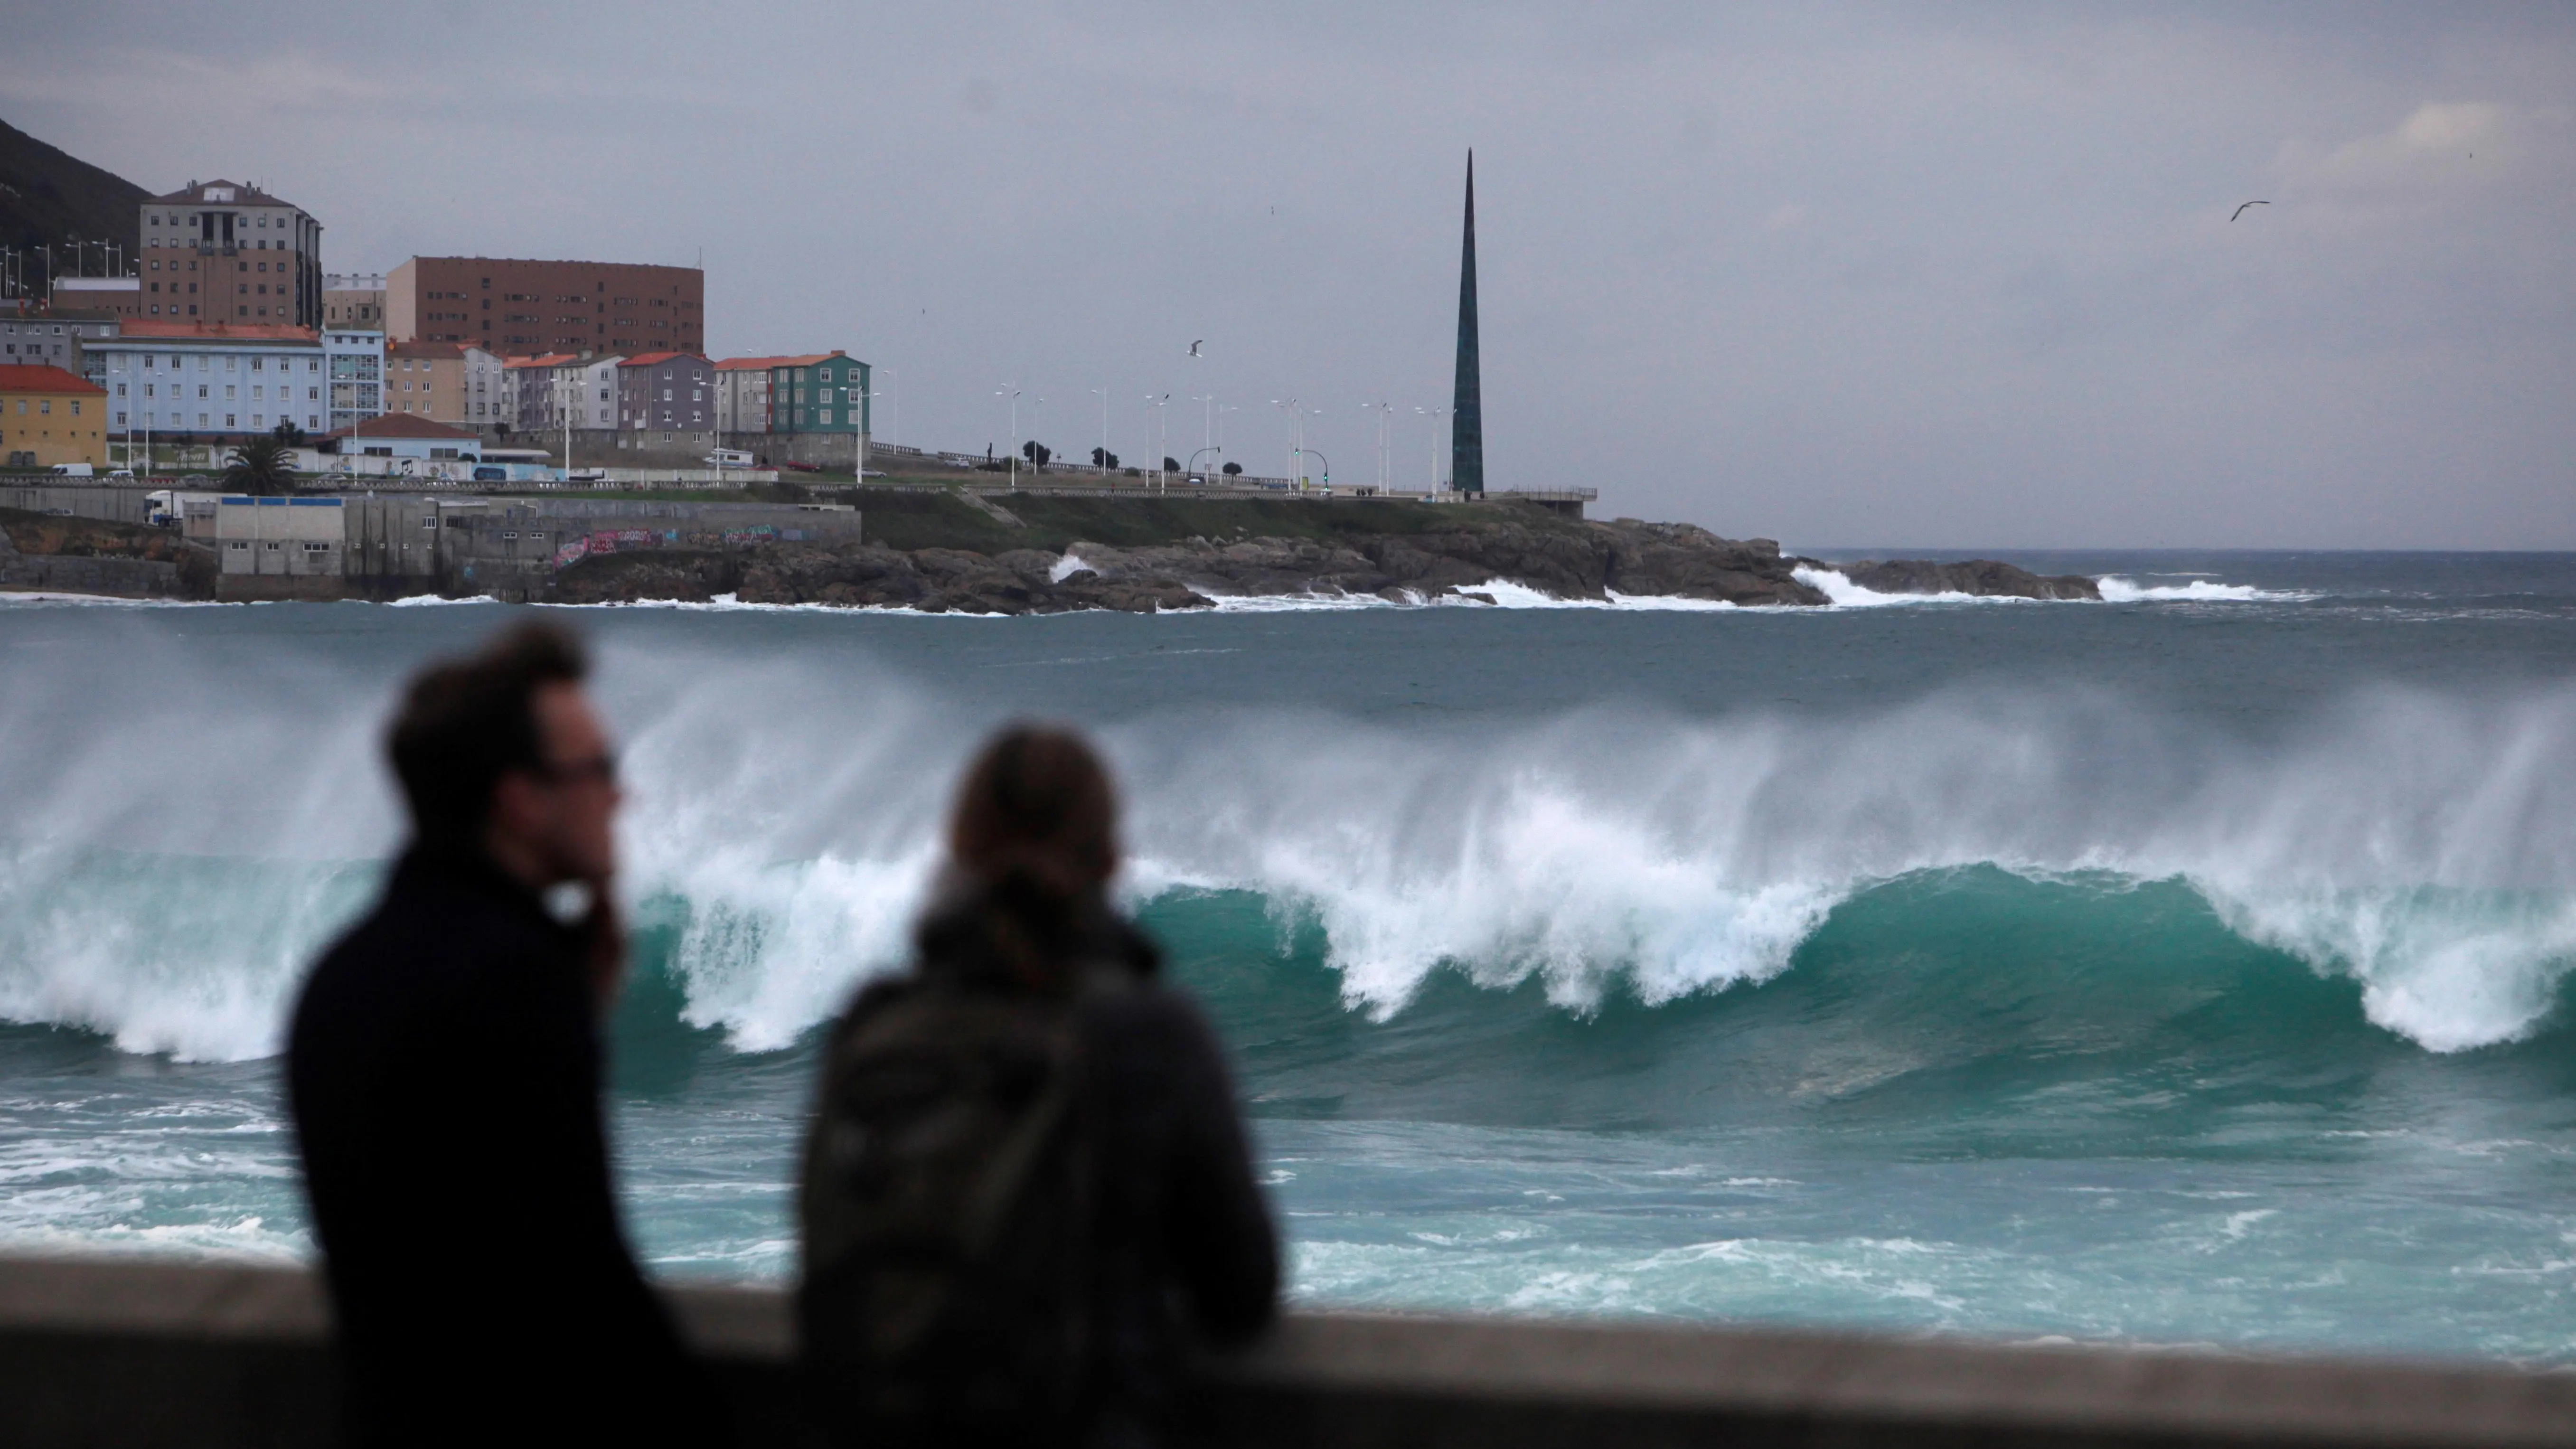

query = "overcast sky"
[[8, 3, 2571, 547]]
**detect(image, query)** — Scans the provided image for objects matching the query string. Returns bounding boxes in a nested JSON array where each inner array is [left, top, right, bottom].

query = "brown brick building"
[[138, 180, 325, 328], [386, 258, 703, 358]]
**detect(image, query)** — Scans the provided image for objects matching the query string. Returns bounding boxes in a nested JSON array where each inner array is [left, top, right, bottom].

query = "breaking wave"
[[0, 630, 2568, 1066]]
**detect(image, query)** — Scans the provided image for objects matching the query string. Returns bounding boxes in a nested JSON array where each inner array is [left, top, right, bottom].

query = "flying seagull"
[[2230, 200, 2270, 222], [1188, 340, 1203, 358]]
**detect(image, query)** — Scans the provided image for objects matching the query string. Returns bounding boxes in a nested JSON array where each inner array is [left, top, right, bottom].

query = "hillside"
[[0, 117, 146, 286]]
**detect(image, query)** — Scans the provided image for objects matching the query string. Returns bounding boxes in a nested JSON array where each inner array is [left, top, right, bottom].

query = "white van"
[[705, 449, 754, 469], [50, 463, 94, 478]]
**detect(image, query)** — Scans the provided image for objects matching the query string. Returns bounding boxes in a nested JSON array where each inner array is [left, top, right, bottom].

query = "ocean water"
[[4, 552, 2576, 1362]]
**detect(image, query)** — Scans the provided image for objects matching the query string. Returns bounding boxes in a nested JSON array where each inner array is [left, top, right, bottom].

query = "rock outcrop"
[[1826, 558, 2101, 601], [538, 508, 2099, 613]]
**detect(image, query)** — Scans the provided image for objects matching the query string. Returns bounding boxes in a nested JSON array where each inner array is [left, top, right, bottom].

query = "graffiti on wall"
[[550, 524, 814, 569]]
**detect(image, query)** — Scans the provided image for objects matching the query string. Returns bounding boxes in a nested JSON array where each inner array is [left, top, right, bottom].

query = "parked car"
[[473, 466, 507, 482], [780, 461, 823, 473]]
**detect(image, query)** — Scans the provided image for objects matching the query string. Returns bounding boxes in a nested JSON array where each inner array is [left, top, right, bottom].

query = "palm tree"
[[222, 434, 298, 496]]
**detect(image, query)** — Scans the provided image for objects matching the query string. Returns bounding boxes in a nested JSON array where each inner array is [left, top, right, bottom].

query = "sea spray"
[[5, 634, 2573, 1057]]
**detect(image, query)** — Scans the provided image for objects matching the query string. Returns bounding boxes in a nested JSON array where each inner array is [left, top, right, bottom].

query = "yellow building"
[[0, 365, 110, 470]]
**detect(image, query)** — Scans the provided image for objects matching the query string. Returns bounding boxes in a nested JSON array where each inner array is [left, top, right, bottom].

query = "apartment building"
[[138, 180, 325, 328], [766, 352, 868, 435], [0, 364, 109, 469], [388, 257, 703, 357], [616, 353, 712, 433], [1, 310, 120, 379], [86, 322, 329, 440], [504, 353, 620, 433], [713, 356, 777, 433], [385, 340, 506, 426], [324, 274, 386, 329], [324, 330, 386, 434], [503, 354, 572, 432]]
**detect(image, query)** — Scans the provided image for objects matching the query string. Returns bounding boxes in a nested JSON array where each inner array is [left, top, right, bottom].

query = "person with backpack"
[[799, 725, 1280, 1449]]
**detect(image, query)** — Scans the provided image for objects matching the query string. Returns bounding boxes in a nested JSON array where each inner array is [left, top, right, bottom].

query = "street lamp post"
[[1272, 399, 1322, 489], [1418, 406, 1447, 492], [997, 386, 1021, 489], [1146, 392, 1169, 492]]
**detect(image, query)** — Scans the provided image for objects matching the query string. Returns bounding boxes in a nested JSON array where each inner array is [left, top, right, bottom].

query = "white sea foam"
[[1203, 590, 1401, 612], [0, 592, 224, 609], [3, 628, 2571, 1059], [1793, 566, 2021, 607], [2096, 576, 2283, 603]]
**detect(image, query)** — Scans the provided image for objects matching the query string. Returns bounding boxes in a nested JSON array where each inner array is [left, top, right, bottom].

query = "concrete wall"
[[0, 532, 193, 598], [0, 483, 159, 525], [5, 1257, 2576, 1449], [440, 497, 865, 602], [514, 428, 863, 472]]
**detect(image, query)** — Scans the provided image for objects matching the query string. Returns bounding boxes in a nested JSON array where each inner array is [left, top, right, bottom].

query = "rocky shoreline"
[[545, 514, 2099, 613], [2, 498, 2099, 612]]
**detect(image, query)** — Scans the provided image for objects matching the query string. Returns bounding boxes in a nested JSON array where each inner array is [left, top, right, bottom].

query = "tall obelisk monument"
[[1450, 151, 1484, 495]]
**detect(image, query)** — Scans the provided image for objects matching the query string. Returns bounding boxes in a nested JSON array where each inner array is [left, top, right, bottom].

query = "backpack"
[[797, 972, 1106, 1443]]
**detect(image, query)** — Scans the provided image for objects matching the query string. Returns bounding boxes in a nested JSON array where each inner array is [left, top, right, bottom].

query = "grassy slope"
[[0, 119, 146, 263], [853, 489, 1579, 554], [0, 505, 192, 559]]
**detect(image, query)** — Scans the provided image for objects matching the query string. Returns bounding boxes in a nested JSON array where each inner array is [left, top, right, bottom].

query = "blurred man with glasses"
[[288, 622, 719, 1448]]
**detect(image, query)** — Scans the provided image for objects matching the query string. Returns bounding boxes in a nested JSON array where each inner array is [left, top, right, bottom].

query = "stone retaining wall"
[[3, 1257, 2574, 1449]]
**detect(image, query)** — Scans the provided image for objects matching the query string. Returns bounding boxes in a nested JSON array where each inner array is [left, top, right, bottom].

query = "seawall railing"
[[3, 1256, 2573, 1449]]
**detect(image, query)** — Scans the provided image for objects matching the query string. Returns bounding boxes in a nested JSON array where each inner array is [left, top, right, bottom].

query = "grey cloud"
[[5, 2, 2570, 546]]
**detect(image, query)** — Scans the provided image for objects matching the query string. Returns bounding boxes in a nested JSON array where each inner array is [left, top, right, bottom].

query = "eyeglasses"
[[537, 750, 620, 787]]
